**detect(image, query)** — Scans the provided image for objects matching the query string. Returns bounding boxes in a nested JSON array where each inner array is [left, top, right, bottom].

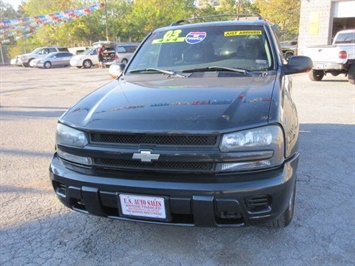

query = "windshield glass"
[[83, 48, 97, 55], [32, 48, 42, 54], [45, 52, 57, 59], [127, 24, 273, 74]]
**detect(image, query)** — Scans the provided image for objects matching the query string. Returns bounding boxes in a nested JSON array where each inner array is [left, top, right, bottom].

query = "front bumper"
[[49, 153, 299, 227], [70, 60, 82, 67]]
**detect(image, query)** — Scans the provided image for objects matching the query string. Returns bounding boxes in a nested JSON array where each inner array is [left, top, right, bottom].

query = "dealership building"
[[298, 0, 355, 55]]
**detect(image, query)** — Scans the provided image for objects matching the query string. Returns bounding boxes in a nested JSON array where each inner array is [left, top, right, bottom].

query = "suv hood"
[[61, 74, 277, 132]]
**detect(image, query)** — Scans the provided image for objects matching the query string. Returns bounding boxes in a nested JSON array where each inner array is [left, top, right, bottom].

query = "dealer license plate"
[[119, 194, 166, 219]]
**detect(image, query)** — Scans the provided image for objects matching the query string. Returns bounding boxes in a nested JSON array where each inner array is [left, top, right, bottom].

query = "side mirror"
[[109, 63, 125, 79], [282, 56, 313, 75]]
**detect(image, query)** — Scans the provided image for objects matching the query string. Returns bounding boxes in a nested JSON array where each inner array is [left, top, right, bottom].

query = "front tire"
[[308, 69, 324, 81], [348, 63, 355, 84], [83, 60, 92, 69], [44, 61, 52, 69], [270, 183, 296, 228], [285, 52, 293, 61]]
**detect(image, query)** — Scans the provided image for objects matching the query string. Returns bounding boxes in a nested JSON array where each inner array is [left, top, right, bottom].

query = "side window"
[[127, 46, 137, 53], [116, 47, 126, 53], [48, 48, 56, 53]]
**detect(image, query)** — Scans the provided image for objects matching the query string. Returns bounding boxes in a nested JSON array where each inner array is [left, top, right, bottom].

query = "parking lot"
[[0, 65, 354, 265]]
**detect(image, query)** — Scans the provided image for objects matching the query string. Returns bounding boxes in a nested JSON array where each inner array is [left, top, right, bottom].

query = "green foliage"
[[254, 0, 300, 40], [125, 0, 196, 41]]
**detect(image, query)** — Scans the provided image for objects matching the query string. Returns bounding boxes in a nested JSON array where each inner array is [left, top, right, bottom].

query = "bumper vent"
[[246, 195, 271, 213]]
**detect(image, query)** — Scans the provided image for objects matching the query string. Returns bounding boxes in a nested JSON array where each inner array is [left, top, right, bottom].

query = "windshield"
[[32, 48, 42, 54], [83, 48, 97, 55], [42, 52, 56, 59], [127, 24, 273, 74]]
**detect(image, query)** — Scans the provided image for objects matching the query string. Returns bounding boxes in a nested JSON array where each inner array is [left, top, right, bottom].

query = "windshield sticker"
[[224, 30, 262, 36], [185, 32, 207, 44], [152, 30, 185, 44]]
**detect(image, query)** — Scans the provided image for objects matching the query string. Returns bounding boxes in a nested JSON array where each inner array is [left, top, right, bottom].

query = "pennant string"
[[0, 3, 104, 44]]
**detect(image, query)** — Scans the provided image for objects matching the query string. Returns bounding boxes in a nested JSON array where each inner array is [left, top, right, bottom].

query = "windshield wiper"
[[181, 66, 249, 75], [129, 68, 185, 77]]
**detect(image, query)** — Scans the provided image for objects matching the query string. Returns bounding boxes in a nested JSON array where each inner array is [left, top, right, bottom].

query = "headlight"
[[217, 126, 284, 172], [56, 124, 91, 165], [56, 123, 88, 147], [220, 127, 275, 151]]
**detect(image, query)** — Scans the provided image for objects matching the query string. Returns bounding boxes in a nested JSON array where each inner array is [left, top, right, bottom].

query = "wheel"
[[348, 63, 355, 85], [22, 62, 30, 67], [83, 59, 92, 69], [121, 58, 128, 64], [308, 69, 324, 81], [285, 52, 293, 61], [44, 61, 52, 69], [76, 66, 82, 69], [270, 183, 296, 228]]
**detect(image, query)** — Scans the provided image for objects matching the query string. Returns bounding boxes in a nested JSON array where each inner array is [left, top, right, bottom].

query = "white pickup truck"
[[304, 29, 355, 84]]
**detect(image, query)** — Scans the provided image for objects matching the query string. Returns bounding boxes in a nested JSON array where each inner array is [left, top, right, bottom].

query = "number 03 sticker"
[[152, 30, 185, 44]]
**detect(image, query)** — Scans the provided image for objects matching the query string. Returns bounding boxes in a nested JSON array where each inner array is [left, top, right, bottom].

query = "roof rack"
[[170, 14, 263, 26]]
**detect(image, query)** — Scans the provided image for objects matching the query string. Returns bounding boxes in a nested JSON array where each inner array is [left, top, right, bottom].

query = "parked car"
[[70, 41, 116, 69], [304, 29, 355, 83], [14, 46, 69, 67], [50, 15, 312, 228], [108, 43, 139, 66], [280, 40, 298, 60], [35, 52, 74, 68], [70, 42, 138, 69], [70, 47, 98, 68]]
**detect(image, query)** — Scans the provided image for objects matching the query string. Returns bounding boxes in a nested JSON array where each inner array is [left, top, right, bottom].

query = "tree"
[[0, 0, 19, 20], [254, 0, 300, 40], [125, 0, 196, 41]]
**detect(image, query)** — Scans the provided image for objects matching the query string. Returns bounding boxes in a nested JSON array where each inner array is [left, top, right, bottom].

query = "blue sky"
[[3, 0, 23, 10]]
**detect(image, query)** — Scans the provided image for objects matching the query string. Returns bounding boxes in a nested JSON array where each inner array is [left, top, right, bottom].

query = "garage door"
[[333, 1, 355, 18]]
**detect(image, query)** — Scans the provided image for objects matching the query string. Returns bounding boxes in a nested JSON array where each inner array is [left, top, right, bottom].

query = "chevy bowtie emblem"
[[132, 150, 160, 163]]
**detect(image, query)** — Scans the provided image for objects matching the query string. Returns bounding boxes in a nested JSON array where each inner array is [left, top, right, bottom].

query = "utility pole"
[[105, 0, 109, 41], [235, 0, 241, 20]]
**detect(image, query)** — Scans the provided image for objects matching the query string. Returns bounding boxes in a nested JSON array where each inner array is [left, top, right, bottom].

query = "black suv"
[[50, 16, 312, 228]]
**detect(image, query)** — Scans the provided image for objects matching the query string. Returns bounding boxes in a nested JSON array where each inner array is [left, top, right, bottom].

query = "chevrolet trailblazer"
[[50, 16, 312, 228]]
